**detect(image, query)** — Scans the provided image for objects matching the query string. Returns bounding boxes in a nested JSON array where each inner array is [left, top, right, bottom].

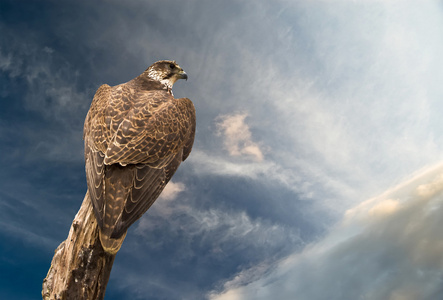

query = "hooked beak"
[[178, 71, 188, 81]]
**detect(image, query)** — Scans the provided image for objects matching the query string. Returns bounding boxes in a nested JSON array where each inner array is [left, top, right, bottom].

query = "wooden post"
[[42, 192, 115, 300]]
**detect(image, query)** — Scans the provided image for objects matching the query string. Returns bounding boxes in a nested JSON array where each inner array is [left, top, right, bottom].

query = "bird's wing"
[[85, 87, 196, 239], [84, 84, 113, 229], [182, 100, 196, 161], [84, 83, 141, 229], [105, 91, 195, 238], [103, 90, 196, 166]]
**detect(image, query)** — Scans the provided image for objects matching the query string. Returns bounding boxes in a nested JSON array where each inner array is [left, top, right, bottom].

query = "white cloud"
[[187, 150, 320, 202], [216, 113, 264, 162], [209, 162, 443, 300], [158, 181, 186, 201]]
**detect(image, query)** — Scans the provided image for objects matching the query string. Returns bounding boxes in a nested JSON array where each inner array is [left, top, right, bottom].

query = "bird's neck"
[[133, 75, 173, 95]]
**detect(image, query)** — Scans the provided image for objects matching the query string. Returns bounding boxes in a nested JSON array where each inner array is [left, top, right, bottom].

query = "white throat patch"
[[147, 68, 173, 91]]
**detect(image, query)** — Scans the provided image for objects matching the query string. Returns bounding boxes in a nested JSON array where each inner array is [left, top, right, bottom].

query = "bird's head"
[[146, 60, 188, 89]]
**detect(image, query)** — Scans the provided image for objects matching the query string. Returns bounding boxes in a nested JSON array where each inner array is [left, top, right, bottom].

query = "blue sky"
[[2, 1, 443, 299]]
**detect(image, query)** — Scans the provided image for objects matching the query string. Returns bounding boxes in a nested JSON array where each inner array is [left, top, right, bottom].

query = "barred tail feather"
[[98, 165, 132, 254], [99, 229, 127, 255]]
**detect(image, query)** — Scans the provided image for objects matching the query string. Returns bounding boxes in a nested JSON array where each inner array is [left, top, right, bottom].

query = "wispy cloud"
[[134, 190, 302, 255], [22, 49, 89, 125], [123, 190, 303, 299], [0, 28, 89, 123], [0, 49, 21, 78], [0, 27, 89, 164]]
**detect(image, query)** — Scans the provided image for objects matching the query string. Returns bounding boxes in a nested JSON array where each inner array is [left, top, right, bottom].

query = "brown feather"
[[83, 61, 195, 253]]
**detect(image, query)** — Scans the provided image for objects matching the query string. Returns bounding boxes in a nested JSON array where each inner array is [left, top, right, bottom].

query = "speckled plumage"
[[83, 60, 195, 254]]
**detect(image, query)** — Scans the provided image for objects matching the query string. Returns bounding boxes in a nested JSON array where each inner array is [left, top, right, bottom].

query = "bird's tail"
[[99, 165, 132, 255], [99, 229, 127, 255]]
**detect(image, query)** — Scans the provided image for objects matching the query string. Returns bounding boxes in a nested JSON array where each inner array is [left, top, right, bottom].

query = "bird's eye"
[[169, 64, 175, 69]]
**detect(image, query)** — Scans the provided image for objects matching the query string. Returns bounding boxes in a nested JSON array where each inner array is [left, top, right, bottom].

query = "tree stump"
[[42, 192, 115, 300]]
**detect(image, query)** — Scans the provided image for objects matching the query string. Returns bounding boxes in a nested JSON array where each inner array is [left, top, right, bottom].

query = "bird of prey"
[[83, 60, 195, 254]]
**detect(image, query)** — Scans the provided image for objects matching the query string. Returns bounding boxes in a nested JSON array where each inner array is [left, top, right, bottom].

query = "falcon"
[[83, 60, 195, 254]]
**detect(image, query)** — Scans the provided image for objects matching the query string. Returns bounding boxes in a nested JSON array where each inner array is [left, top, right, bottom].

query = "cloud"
[[0, 49, 20, 78], [0, 220, 57, 250], [135, 189, 302, 255], [22, 50, 89, 125], [0, 25, 90, 165], [216, 113, 264, 162], [158, 181, 186, 201], [121, 190, 303, 300], [0, 26, 90, 122], [209, 162, 443, 300], [187, 150, 317, 202]]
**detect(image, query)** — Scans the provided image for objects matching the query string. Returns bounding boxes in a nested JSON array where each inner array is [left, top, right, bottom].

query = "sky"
[[1, 0, 443, 299]]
